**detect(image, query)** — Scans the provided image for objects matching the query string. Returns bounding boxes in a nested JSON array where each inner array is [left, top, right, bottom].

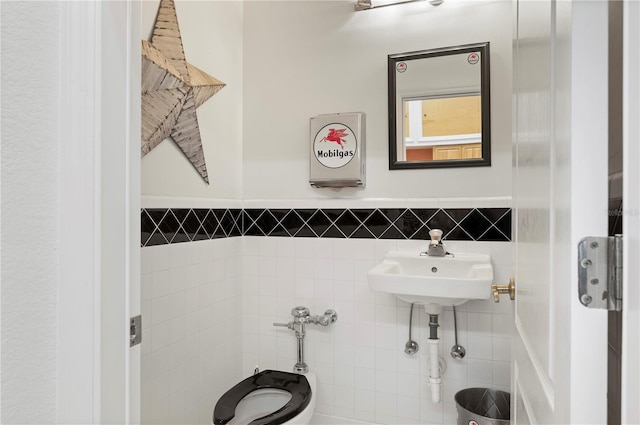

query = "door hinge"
[[578, 235, 622, 311], [130, 315, 142, 347]]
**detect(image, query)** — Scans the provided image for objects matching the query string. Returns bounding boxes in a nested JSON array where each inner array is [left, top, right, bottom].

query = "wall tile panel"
[[142, 203, 513, 425], [141, 207, 512, 246]]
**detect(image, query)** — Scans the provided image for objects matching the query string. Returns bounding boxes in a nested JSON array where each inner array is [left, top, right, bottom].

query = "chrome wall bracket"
[[578, 235, 622, 311]]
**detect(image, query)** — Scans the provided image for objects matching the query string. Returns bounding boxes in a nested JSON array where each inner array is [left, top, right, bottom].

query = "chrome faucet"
[[273, 306, 338, 373], [425, 229, 447, 257]]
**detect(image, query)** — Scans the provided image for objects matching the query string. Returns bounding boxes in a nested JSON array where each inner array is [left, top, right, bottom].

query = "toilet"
[[213, 370, 317, 425]]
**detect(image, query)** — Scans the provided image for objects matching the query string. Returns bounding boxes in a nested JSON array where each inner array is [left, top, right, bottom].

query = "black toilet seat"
[[213, 370, 311, 425]]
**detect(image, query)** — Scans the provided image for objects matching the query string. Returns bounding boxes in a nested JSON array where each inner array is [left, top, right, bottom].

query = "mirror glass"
[[388, 42, 490, 169]]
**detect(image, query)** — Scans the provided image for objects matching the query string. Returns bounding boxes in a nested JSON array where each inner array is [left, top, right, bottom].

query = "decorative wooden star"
[[141, 0, 225, 184]]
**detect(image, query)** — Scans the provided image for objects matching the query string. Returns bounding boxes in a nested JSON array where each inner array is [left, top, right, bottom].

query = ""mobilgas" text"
[[316, 149, 355, 159]]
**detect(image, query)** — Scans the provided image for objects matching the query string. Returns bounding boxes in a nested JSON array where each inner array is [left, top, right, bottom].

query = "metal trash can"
[[455, 388, 510, 425]]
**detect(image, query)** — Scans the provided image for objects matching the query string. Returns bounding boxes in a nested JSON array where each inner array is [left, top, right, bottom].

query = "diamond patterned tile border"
[[140, 207, 512, 247]]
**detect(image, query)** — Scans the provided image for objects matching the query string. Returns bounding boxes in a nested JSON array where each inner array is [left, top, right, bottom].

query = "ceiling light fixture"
[[355, 0, 444, 11]]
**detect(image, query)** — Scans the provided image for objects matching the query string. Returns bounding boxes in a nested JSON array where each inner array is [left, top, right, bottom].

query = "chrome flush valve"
[[309, 309, 338, 326], [292, 306, 310, 321], [273, 306, 338, 374]]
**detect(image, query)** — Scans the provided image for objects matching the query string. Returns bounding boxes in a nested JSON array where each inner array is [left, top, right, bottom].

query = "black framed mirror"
[[388, 42, 491, 169]]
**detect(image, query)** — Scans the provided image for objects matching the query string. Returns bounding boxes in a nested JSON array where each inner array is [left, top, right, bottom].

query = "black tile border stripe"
[[141, 207, 512, 247]]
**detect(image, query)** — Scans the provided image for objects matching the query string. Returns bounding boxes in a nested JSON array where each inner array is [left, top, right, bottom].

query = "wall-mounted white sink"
[[367, 251, 493, 314]]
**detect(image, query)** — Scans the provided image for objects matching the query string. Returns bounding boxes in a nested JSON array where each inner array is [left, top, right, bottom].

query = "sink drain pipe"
[[428, 314, 442, 404]]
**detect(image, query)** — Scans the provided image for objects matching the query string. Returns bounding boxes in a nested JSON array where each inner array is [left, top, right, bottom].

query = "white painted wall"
[[141, 0, 244, 200], [243, 0, 512, 200], [1, 3, 61, 423], [140, 0, 511, 202]]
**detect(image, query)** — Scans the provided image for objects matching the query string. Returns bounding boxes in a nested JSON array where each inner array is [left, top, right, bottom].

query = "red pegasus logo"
[[321, 128, 349, 149]]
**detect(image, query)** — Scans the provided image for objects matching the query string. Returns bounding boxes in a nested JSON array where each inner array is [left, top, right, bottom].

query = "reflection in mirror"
[[403, 94, 482, 161], [388, 42, 490, 169]]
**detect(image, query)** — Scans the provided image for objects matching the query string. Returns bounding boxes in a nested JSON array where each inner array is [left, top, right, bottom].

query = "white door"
[[125, 1, 143, 423], [512, 1, 609, 423], [57, 1, 141, 423], [99, 1, 142, 423], [622, 2, 640, 422]]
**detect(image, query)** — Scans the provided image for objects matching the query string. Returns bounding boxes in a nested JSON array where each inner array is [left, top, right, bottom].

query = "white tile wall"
[[242, 237, 513, 425], [140, 222, 513, 425], [141, 238, 243, 425]]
